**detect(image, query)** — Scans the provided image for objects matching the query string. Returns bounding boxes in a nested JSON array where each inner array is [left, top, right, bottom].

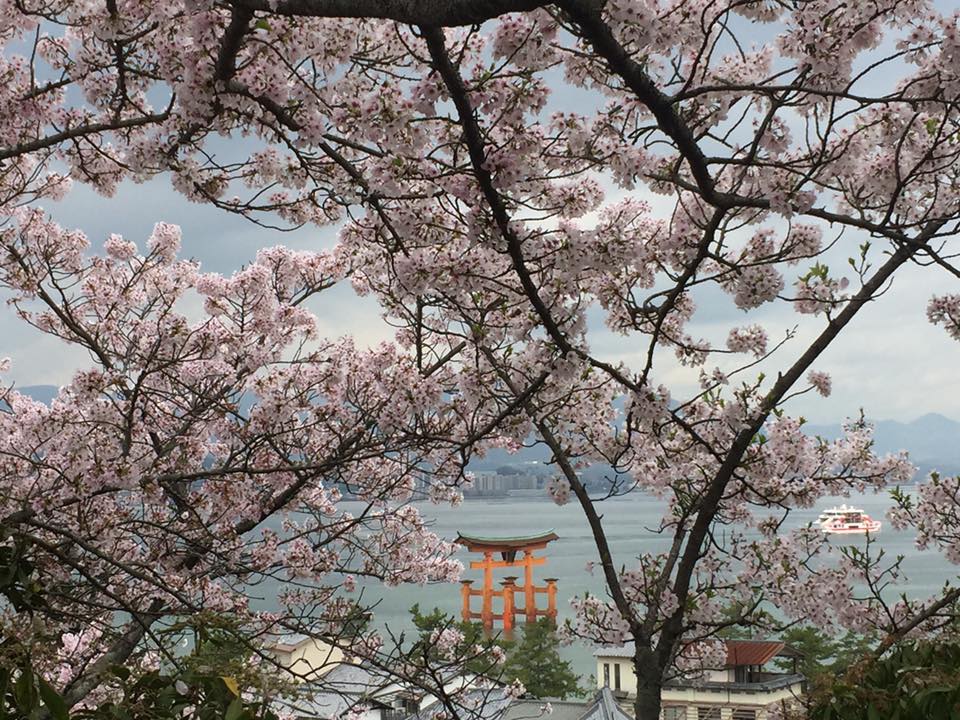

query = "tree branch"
[[232, 0, 558, 26], [656, 220, 944, 668], [557, 1, 723, 205]]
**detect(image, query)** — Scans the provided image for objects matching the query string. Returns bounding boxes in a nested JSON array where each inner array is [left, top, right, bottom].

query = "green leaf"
[[225, 697, 245, 720], [13, 664, 36, 712], [37, 677, 69, 720], [0, 668, 9, 720], [254, 19, 271, 31], [108, 665, 131, 681]]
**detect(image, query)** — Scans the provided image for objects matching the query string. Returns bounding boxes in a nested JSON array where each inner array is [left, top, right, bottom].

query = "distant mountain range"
[[16, 385, 960, 481], [18, 385, 59, 405], [806, 413, 960, 479], [469, 413, 960, 481]]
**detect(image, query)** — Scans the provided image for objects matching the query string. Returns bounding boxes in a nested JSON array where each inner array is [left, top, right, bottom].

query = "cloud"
[[2, 160, 956, 424], [0, 176, 391, 390], [585, 219, 959, 423]]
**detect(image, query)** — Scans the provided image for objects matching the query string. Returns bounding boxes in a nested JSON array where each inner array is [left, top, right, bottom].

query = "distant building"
[[270, 656, 489, 720], [277, 662, 401, 720], [265, 635, 345, 682], [462, 472, 546, 498], [594, 640, 806, 720], [409, 686, 632, 720]]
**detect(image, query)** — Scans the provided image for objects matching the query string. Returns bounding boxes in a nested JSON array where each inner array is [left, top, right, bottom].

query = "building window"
[[402, 698, 419, 714], [613, 663, 621, 690], [663, 708, 687, 720], [602, 663, 610, 687], [731, 710, 757, 720], [697, 708, 721, 720]]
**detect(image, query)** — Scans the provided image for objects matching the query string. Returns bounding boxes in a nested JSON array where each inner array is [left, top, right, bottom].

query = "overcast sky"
[[2, 170, 956, 427], [3, 11, 958, 426]]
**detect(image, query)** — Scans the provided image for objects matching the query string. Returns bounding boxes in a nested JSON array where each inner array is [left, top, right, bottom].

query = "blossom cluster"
[[0, 0, 957, 707]]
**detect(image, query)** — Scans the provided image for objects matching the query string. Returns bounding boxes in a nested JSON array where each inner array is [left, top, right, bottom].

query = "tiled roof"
[[594, 640, 800, 666], [504, 688, 630, 720], [593, 643, 634, 658], [726, 640, 789, 667], [409, 687, 631, 720], [277, 663, 398, 718], [267, 633, 310, 652], [506, 698, 589, 720], [576, 687, 633, 720], [408, 687, 516, 720]]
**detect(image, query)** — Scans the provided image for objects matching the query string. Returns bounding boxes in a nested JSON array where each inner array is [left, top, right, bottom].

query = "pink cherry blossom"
[[0, 4, 957, 718], [807, 370, 832, 397]]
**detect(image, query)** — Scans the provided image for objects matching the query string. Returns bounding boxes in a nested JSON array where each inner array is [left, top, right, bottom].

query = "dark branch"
[[656, 219, 945, 669], [232, 0, 558, 26]]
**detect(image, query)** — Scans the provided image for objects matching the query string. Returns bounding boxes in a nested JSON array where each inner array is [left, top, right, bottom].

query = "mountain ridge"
[[15, 385, 960, 478]]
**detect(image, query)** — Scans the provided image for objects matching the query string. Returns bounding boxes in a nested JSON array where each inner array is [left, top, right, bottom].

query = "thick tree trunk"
[[633, 649, 664, 720], [633, 678, 663, 720]]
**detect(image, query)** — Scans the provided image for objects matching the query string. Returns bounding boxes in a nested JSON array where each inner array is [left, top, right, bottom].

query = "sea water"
[[259, 489, 957, 678]]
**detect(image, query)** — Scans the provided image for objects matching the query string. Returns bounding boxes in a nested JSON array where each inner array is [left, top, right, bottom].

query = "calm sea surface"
[[265, 489, 957, 677]]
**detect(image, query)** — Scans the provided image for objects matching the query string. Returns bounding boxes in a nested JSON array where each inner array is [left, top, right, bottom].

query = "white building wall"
[[661, 683, 805, 714], [595, 654, 804, 720], [268, 638, 345, 681], [597, 658, 638, 696]]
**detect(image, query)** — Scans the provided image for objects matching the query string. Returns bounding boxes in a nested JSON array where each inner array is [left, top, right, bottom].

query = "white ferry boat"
[[818, 505, 881, 534], [817, 504, 858, 525]]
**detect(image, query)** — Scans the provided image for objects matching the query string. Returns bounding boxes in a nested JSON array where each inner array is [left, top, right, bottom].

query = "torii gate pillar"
[[455, 531, 559, 635]]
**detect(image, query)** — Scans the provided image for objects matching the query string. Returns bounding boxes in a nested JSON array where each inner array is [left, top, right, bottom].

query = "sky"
[[2, 11, 958, 426], [2, 170, 956, 427]]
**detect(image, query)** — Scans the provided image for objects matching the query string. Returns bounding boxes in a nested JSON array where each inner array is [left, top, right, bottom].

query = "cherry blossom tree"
[[2, 1, 960, 718]]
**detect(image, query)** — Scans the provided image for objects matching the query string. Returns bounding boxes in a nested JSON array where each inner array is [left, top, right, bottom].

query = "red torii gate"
[[456, 531, 559, 634]]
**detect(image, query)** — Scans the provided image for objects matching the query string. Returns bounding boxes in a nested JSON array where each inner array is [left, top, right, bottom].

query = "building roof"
[[593, 640, 801, 667], [409, 687, 630, 720], [593, 644, 634, 659], [309, 662, 393, 695], [509, 687, 630, 720], [267, 633, 311, 653], [575, 687, 633, 720], [281, 663, 400, 718], [455, 531, 559, 552], [726, 640, 790, 667], [406, 687, 514, 720]]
